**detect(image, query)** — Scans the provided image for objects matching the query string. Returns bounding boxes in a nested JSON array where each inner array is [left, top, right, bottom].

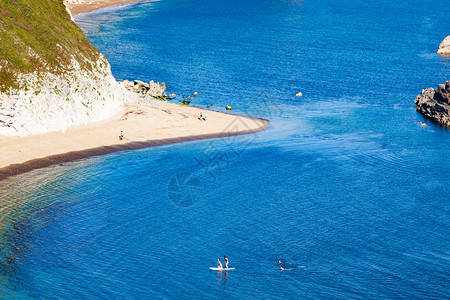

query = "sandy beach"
[[66, 0, 142, 16], [0, 0, 267, 180], [0, 102, 267, 179]]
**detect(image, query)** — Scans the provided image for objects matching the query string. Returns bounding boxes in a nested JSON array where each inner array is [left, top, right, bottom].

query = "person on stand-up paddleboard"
[[223, 256, 229, 269], [210, 257, 234, 271]]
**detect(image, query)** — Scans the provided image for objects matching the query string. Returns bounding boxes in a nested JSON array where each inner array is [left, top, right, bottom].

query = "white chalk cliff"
[[0, 55, 132, 136], [0, 0, 164, 136]]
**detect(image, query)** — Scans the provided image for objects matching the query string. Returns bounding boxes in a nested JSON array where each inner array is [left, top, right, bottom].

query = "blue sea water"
[[1, 0, 450, 298]]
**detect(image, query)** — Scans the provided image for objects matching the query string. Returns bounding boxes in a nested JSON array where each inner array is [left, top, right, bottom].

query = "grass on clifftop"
[[0, 0, 100, 92]]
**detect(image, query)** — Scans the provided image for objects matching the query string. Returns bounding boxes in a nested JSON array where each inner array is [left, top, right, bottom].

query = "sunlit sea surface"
[[1, 0, 449, 298]]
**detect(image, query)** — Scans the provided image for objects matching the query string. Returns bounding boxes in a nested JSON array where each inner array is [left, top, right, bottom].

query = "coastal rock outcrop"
[[414, 81, 450, 127], [437, 36, 450, 55], [120, 80, 166, 98]]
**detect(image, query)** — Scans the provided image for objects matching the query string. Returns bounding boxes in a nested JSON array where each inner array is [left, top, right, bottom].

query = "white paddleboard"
[[210, 267, 235, 271]]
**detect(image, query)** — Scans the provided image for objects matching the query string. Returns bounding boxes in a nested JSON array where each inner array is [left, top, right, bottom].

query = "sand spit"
[[0, 102, 267, 180]]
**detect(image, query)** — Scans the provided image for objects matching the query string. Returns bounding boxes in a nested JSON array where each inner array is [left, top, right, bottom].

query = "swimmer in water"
[[223, 255, 229, 269], [277, 260, 283, 264]]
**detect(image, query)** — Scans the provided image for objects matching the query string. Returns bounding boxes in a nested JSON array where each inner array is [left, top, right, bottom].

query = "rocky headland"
[[437, 36, 450, 55], [414, 81, 450, 128]]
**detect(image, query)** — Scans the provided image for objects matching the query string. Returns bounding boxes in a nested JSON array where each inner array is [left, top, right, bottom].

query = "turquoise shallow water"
[[1, 0, 449, 298]]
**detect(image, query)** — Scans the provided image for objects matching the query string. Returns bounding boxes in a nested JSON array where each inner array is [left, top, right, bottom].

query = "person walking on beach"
[[119, 131, 124, 140], [223, 255, 229, 269]]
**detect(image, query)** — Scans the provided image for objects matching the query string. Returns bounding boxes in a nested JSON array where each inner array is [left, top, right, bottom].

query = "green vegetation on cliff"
[[0, 0, 100, 92]]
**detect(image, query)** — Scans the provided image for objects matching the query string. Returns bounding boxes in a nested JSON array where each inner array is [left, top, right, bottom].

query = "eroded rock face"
[[414, 81, 450, 127], [120, 80, 166, 98], [437, 36, 450, 55]]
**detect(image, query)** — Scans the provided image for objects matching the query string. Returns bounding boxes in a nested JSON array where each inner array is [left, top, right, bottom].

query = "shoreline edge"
[[0, 118, 268, 182]]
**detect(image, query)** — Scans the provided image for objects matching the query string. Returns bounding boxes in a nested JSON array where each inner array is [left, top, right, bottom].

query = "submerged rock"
[[437, 36, 450, 55], [414, 80, 450, 127]]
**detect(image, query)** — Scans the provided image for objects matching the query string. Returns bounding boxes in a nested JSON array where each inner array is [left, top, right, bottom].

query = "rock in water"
[[296, 92, 303, 97], [414, 80, 450, 127], [437, 36, 450, 55]]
